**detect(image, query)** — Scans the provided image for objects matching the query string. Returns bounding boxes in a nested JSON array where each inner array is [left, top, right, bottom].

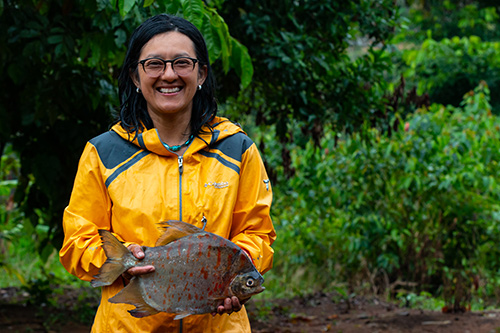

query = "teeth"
[[159, 87, 180, 93]]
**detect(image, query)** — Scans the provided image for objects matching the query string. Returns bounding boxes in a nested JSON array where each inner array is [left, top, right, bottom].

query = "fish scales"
[[91, 220, 265, 319], [139, 233, 246, 314]]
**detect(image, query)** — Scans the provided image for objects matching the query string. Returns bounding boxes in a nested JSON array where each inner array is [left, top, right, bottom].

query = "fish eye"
[[246, 278, 255, 287]]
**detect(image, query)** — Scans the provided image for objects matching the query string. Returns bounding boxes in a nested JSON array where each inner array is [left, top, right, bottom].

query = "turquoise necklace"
[[164, 135, 194, 152]]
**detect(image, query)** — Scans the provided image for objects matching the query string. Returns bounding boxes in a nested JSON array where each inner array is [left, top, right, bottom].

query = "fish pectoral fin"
[[174, 311, 192, 320], [156, 221, 204, 246], [129, 305, 160, 318], [109, 278, 159, 318], [109, 277, 142, 304]]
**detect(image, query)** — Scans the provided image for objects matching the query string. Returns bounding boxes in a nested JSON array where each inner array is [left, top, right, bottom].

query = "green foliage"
[[22, 271, 63, 307], [3, 0, 500, 313], [271, 82, 500, 309], [401, 0, 500, 42], [397, 291, 445, 310], [215, 0, 400, 156], [0, 144, 24, 284], [0, 0, 253, 251], [399, 34, 500, 109], [19, 272, 99, 328]]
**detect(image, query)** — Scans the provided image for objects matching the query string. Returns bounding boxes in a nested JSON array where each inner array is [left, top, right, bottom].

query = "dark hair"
[[116, 14, 217, 136]]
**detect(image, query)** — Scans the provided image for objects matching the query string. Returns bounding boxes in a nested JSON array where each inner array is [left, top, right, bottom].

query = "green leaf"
[[114, 29, 127, 47], [119, 0, 136, 17], [213, 22, 230, 72], [181, 0, 204, 28], [19, 29, 41, 39], [202, 12, 220, 61], [0, 0, 4, 17], [202, 7, 231, 71], [164, 0, 182, 15], [230, 38, 253, 88], [143, 0, 154, 7], [55, 44, 64, 58], [7, 63, 26, 85], [47, 35, 63, 44]]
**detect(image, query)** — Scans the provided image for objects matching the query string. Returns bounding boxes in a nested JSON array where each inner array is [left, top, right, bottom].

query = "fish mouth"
[[254, 286, 265, 294]]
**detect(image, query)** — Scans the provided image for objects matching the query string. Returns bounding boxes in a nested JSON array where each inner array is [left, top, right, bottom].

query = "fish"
[[91, 221, 265, 319]]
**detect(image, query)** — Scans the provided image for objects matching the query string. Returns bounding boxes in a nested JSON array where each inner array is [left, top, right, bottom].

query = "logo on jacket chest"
[[204, 181, 229, 189]]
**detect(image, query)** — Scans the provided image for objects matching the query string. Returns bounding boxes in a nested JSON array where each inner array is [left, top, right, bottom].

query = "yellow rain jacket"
[[59, 117, 276, 332]]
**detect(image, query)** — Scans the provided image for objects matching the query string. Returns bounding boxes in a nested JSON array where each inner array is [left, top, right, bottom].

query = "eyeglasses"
[[138, 57, 199, 77]]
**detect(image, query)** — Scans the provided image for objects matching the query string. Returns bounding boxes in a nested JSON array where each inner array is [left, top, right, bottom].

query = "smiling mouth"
[[158, 87, 181, 93]]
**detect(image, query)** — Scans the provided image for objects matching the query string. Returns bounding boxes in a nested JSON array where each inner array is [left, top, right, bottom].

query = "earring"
[[198, 85, 202, 91], [136, 87, 141, 93]]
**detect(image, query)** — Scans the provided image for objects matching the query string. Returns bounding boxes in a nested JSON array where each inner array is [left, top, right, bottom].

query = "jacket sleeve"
[[59, 142, 116, 282], [230, 143, 276, 275]]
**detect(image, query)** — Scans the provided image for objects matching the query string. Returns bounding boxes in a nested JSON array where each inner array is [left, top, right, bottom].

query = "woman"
[[59, 14, 275, 332]]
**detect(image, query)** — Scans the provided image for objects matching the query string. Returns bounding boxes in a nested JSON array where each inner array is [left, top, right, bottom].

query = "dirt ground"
[[246, 293, 500, 333], [1, 288, 500, 332]]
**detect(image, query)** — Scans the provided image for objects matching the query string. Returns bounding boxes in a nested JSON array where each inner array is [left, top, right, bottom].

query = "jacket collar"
[[111, 117, 244, 157]]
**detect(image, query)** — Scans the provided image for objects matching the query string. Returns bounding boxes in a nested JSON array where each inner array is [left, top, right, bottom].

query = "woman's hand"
[[122, 244, 155, 281], [212, 296, 245, 316]]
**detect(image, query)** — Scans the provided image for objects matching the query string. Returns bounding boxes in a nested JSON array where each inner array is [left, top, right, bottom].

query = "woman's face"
[[132, 31, 207, 122]]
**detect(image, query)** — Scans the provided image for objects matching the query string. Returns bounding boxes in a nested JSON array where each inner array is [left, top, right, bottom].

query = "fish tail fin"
[[109, 277, 160, 318], [91, 230, 136, 288]]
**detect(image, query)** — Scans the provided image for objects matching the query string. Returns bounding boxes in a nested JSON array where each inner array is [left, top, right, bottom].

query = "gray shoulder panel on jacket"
[[197, 132, 254, 174], [211, 132, 253, 163], [89, 131, 142, 170]]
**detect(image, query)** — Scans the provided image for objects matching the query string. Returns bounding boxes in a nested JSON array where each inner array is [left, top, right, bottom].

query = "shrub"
[[270, 82, 500, 309], [400, 35, 500, 111]]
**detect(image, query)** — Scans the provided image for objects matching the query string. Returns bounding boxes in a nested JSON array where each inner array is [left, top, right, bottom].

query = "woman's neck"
[[149, 111, 192, 147]]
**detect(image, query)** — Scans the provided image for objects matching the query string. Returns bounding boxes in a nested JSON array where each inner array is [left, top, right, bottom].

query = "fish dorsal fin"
[[156, 220, 205, 246]]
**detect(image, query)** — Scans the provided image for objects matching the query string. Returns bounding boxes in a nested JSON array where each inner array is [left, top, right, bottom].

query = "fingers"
[[122, 265, 155, 283], [122, 244, 155, 281], [128, 244, 145, 259], [223, 297, 232, 314], [127, 265, 155, 276], [230, 296, 242, 312], [212, 297, 242, 316]]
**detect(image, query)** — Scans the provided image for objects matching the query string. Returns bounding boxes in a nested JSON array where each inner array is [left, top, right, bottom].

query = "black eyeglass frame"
[[138, 56, 199, 77]]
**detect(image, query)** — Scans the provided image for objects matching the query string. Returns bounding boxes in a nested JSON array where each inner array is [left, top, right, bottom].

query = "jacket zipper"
[[178, 155, 183, 220], [178, 154, 184, 333]]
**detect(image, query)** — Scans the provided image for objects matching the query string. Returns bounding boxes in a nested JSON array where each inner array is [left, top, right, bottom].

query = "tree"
[[1, 0, 401, 253], [0, 0, 252, 253], [395, 1, 500, 110], [212, 0, 400, 177], [402, 0, 500, 42]]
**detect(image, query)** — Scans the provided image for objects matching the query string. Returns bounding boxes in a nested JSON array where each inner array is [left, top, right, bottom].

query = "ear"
[[130, 69, 140, 90], [197, 64, 208, 86]]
